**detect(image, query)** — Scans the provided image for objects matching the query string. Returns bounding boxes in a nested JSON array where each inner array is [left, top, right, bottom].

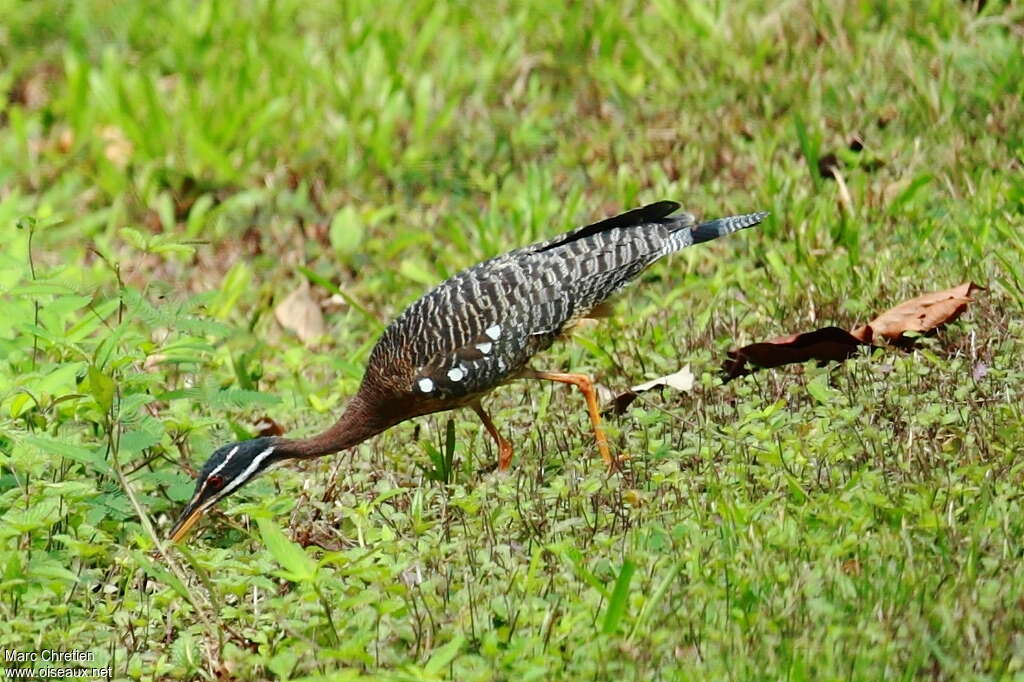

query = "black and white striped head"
[[168, 437, 283, 542]]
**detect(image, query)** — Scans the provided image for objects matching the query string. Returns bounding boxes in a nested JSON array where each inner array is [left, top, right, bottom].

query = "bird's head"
[[168, 437, 285, 543]]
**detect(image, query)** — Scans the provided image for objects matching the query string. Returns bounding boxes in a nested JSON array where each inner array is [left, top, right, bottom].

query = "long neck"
[[278, 390, 387, 459]]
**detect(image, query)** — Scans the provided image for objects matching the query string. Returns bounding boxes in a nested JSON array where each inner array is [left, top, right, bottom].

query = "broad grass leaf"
[[120, 427, 162, 453], [553, 544, 610, 599], [28, 557, 80, 587], [22, 435, 111, 475], [210, 262, 252, 320], [329, 206, 365, 255], [806, 375, 836, 405], [8, 393, 34, 418], [87, 365, 115, 413], [0, 497, 61, 536], [399, 259, 438, 286], [157, 386, 279, 409], [66, 299, 119, 342], [34, 362, 86, 397], [602, 558, 637, 634], [257, 517, 316, 583], [130, 550, 190, 601], [424, 635, 465, 675], [629, 560, 683, 641], [887, 173, 933, 213]]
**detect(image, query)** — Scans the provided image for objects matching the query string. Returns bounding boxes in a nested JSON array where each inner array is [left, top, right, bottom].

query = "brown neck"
[[277, 391, 387, 459]]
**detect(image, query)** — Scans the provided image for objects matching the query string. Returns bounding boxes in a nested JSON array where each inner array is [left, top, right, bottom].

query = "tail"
[[688, 211, 768, 245]]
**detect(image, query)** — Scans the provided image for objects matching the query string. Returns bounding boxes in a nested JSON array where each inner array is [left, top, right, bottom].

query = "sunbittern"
[[169, 201, 766, 542]]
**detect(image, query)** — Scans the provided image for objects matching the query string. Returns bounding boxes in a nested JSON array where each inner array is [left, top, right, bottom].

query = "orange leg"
[[525, 370, 615, 469], [471, 400, 514, 471]]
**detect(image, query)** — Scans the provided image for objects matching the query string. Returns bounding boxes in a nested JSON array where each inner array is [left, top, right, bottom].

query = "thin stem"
[[26, 224, 39, 370], [314, 584, 341, 646], [106, 386, 225, 677]]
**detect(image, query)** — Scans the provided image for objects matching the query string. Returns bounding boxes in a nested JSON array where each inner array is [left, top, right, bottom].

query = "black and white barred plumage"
[[169, 200, 767, 541], [168, 201, 768, 542], [364, 201, 766, 403]]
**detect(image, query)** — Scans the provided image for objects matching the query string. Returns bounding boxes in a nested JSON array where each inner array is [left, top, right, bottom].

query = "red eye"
[[207, 475, 224, 490]]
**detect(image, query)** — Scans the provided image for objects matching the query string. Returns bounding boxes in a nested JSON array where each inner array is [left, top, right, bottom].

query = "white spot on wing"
[[485, 325, 501, 340], [418, 378, 434, 393], [476, 342, 492, 354], [448, 367, 465, 382]]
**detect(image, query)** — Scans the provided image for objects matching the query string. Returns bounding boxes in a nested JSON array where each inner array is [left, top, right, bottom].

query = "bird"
[[168, 200, 767, 542]]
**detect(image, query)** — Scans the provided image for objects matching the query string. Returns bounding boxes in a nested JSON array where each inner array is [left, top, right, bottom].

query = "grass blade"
[[602, 558, 636, 634], [628, 560, 683, 641]]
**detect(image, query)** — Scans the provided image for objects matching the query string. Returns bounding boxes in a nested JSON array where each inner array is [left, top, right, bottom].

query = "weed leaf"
[[424, 635, 465, 675], [257, 517, 316, 583]]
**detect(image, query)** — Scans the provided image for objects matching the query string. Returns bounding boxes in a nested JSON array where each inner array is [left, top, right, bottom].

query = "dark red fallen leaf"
[[850, 282, 984, 344], [604, 391, 640, 416], [724, 326, 868, 379]]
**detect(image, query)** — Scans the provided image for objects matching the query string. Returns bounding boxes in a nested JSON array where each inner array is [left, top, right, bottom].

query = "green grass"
[[1, 0, 1023, 679]]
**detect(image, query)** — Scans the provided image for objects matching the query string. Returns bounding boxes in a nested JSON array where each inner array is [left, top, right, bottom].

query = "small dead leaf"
[[142, 353, 167, 372], [605, 365, 694, 415], [877, 106, 897, 129], [724, 326, 867, 379], [631, 366, 695, 393], [99, 125, 133, 168], [295, 527, 351, 551], [594, 383, 616, 406], [55, 125, 75, 154], [253, 416, 286, 437], [818, 152, 841, 180], [322, 293, 350, 314], [274, 281, 326, 344], [972, 362, 989, 381], [851, 282, 984, 344], [832, 166, 855, 215], [11, 64, 58, 110], [605, 391, 640, 416]]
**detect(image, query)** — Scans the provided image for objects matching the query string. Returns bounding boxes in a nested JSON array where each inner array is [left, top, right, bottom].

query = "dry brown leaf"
[[723, 282, 984, 379], [631, 366, 695, 393], [851, 282, 984, 344], [11, 64, 57, 110], [832, 166, 855, 215], [724, 326, 867, 379], [606, 365, 694, 415], [274, 281, 326, 344], [253, 416, 286, 437], [99, 125, 133, 168]]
